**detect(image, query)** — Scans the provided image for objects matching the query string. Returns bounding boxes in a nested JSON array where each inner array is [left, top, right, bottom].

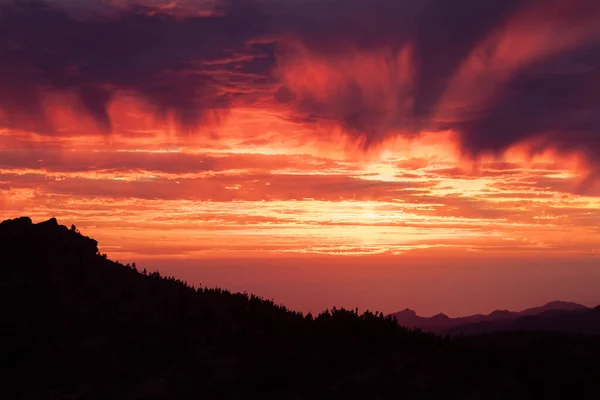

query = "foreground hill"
[[390, 301, 597, 334], [3, 217, 600, 399]]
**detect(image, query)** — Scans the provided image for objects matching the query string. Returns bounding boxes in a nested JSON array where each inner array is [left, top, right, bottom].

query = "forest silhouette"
[[3, 217, 600, 399]]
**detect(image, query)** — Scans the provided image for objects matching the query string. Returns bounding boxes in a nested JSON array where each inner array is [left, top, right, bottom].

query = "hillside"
[[3, 217, 600, 399]]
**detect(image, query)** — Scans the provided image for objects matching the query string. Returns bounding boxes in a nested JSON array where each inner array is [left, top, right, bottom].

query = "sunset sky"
[[2, 0, 600, 316]]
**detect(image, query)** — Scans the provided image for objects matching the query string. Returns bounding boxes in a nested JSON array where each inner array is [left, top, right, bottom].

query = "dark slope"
[[3, 217, 600, 400], [390, 302, 590, 334]]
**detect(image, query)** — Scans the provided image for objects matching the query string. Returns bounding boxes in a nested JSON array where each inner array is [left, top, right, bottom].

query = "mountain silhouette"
[[390, 301, 591, 334], [3, 216, 600, 399], [445, 307, 600, 336]]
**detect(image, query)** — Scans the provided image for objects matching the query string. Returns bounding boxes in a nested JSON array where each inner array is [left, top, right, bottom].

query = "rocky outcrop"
[[1, 217, 100, 280]]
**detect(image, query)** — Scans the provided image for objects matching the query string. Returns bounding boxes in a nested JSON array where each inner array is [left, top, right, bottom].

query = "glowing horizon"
[[2, 108, 599, 260]]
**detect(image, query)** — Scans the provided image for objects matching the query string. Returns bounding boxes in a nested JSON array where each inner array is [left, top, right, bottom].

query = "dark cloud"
[[1, 0, 600, 163], [270, 0, 525, 139], [453, 38, 600, 158], [0, 0, 272, 133]]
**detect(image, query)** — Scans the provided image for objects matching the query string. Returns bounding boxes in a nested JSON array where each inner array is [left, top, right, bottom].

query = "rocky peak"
[[0, 216, 33, 228], [431, 313, 450, 321], [1, 216, 99, 259], [395, 308, 417, 317]]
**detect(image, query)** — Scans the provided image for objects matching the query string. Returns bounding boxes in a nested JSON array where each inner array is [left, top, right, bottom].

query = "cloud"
[[452, 39, 600, 158], [0, 167, 431, 201], [271, 0, 526, 142], [40, 0, 220, 20], [0, 148, 305, 174], [0, 0, 273, 133], [1, 0, 600, 164]]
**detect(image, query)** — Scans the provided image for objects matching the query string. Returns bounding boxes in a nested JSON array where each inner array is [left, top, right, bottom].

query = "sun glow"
[[2, 102, 599, 261]]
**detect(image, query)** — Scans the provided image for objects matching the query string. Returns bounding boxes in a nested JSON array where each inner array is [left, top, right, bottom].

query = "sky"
[[1, 0, 600, 316]]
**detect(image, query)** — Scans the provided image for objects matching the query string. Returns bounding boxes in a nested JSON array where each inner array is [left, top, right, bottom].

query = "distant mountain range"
[[390, 301, 600, 335]]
